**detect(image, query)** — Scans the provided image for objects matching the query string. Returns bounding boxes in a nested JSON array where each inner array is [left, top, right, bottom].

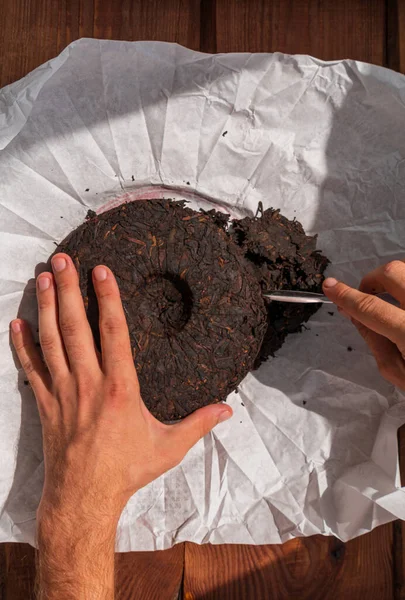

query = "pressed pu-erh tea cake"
[[56, 199, 267, 421], [56, 199, 329, 421]]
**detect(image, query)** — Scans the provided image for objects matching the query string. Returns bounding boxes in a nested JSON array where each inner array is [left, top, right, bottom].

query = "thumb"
[[170, 404, 233, 453]]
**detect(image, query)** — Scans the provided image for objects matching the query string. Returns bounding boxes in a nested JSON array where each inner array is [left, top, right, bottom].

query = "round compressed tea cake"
[[57, 199, 268, 421]]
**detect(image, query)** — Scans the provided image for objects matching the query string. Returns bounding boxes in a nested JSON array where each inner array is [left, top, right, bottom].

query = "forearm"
[[37, 508, 118, 600]]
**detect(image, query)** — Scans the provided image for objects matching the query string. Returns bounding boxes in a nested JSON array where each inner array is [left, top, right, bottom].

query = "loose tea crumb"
[[222, 131, 228, 137], [347, 346, 353, 352], [186, 181, 190, 185], [23, 380, 29, 386], [86, 209, 97, 220], [303, 400, 307, 405], [132, 175, 135, 182], [328, 311, 334, 316], [241, 402, 245, 407], [85, 188, 90, 192]]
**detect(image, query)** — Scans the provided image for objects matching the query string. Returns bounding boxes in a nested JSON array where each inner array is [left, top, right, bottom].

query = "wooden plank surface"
[[0, 0, 200, 88], [215, 0, 386, 64], [0, 544, 36, 600], [184, 528, 394, 600], [0, 1, 404, 599], [387, 0, 405, 73], [0, 542, 185, 600], [400, 0, 405, 72], [115, 545, 184, 600]]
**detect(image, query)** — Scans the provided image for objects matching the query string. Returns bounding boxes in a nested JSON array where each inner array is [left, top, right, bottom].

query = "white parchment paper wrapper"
[[1, 39, 405, 549]]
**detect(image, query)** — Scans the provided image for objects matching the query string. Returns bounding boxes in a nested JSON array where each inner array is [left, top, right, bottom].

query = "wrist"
[[36, 502, 118, 600], [37, 488, 125, 534], [37, 504, 120, 552]]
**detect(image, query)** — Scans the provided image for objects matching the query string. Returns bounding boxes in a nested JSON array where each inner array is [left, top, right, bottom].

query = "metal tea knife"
[[264, 290, 400, 306]]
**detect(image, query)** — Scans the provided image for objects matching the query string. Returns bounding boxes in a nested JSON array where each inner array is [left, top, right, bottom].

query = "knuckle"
[[106, 380, 129, 400], [55, 279, 72, 294], [21, 358, 35, 376], [355, 294, 379, 315], [333, 285, 352, 304], [101, 316, 126, 336], [98, 286, 116, 300], [39, 334, 56, 352], [13, 339, 26, 352], [38, 296, 54, 311], [59, 317, 79, 337]]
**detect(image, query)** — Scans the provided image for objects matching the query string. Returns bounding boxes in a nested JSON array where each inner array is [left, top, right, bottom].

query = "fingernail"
[[37, 276, 50, 291], [11, 321, 21, 333], [323, 277, 338, 288], [217, 410, 232, 424], [52, 257, 66, 272], [94, 266, 108, 282]]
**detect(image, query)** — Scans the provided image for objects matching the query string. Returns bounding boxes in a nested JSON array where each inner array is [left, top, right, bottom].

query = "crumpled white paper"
[[1, 39, 405, 550]]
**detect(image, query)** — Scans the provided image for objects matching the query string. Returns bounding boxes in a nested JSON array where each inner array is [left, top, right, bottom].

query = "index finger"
[[92, 265, 136, 379], [323, 278, 405, 346]]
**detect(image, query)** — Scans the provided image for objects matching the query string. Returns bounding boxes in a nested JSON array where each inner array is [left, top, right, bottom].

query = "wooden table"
[[0, 1, 404, 598]]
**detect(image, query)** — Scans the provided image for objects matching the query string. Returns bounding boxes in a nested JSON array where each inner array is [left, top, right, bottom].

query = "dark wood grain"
[[184, 528, 394, 600], [0, 0, 60, 87], [0, 0, 200, 88], [398, 0, 405, 72], [200, 0, 217, 53], [0, 544, 36, 600], [92, 0, 200, 47], [215, 0, 386, 65], [115, 545, 184, 600], [386, 0, 400, 71], [0, 543, 185, 600]]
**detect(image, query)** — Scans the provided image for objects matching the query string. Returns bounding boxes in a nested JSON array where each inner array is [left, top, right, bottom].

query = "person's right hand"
[[323, 260, 405, 390]]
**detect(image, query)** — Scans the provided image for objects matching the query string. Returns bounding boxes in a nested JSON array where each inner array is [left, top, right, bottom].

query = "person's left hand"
[[10, 253, 233, 529]]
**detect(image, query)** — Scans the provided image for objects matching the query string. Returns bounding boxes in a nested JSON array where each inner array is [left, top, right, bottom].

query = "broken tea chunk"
[[231, 207, 329, 364]]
